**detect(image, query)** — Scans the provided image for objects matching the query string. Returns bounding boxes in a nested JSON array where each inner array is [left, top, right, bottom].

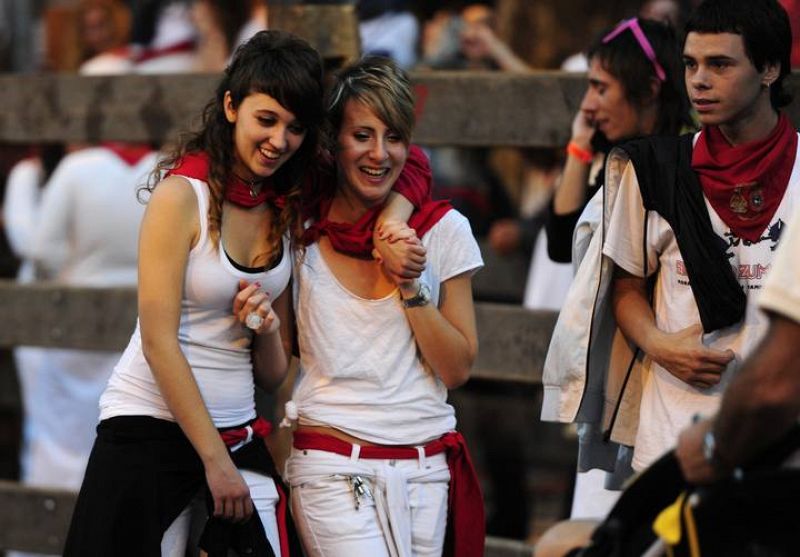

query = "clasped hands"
[[372, 219, 427, 287]]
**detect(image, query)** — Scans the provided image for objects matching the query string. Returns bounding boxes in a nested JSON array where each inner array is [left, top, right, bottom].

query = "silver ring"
[[245, 312, 264, 330]]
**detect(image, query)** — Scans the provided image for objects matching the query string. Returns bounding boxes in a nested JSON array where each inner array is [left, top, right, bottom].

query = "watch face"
[[419, 282, 431, 302], [404, 281, 431, 307]]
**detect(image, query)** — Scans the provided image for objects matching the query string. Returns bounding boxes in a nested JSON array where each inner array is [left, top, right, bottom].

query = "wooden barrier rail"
[[0, 71, 585, 147], [0, 11, 592, 550], [0, 279, 557, 384], [2, 71, 800, 147], [0, 477, 535, 554], [0, 280, 554, 554]]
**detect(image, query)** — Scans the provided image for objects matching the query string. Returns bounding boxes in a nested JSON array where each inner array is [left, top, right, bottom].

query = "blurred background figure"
[[2, 144, 64, 486], [638, 0, 686, 26], [419, 1, 530, 72], [458, 1, 532, 72], [77, 0, 132, 75], [415, 2, 519, 238], [24, 143, 157, 496], [128, 0, 197, 73], [358, 0, 419, 68], [191, 0, 266, 72], [561, 0, 688, 72]]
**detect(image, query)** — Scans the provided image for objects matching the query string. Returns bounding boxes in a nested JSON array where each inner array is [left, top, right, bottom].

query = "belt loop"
[[350, 442, 361, 461], [416, 446, 426, 469]]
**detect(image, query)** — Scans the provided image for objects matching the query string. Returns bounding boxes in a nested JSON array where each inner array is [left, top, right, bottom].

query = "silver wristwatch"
[[401, 281, 431, 308]]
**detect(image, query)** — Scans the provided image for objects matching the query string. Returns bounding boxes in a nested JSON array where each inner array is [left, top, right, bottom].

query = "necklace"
[[233, 171, 264, 199]]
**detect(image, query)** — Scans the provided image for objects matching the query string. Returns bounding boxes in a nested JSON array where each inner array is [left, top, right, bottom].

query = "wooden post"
[[268, 4, 361, 66]]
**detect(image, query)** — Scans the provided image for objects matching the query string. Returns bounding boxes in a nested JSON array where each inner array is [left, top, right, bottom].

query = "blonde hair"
[[326, 56, 415, 148]]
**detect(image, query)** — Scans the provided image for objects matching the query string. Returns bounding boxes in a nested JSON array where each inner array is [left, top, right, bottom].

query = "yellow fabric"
[[682, 495, 701, 557], [653, 493, 687, 545]]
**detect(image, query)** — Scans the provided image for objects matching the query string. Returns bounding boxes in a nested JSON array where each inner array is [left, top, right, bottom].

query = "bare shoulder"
[[142, 176, 200, 245], [147, 175, 198, 210]]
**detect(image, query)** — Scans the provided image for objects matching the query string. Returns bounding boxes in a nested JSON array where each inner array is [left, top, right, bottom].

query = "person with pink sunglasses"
[[541, 16, 692, 521], [546, 17, 692, 264]]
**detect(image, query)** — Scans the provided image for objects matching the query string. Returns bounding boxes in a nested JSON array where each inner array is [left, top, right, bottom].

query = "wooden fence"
[[0, 42, 572, 555], [0, 280, 553, 557], [6, 5, 800, 553]]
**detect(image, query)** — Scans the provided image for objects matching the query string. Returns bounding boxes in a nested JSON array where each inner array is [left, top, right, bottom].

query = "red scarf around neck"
[[302, 145, 451, 257], [165, 151, 284, 208], [102, 142, 153, 166], [691, 113, 797, 242]]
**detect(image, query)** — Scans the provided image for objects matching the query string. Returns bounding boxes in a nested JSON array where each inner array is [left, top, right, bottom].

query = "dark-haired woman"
[[63, 31, 427, 557]]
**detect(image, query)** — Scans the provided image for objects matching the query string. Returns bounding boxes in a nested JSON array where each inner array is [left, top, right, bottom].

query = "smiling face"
[[335, 99, 409, 210], [580, 57, 647, 142], [683, 32, 778, 130], [224, 91, 307, 181]]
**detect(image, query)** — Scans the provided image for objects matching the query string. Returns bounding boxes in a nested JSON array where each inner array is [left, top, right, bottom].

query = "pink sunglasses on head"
[[602, 18, 667, 82]]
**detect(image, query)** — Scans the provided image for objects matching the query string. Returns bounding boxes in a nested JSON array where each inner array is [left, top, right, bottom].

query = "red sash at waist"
[[220, 416, 272, 447], [219, 417, 293, 557], [292, 430, 485, 557]]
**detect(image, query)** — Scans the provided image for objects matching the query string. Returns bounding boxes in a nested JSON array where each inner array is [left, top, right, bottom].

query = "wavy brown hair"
[[145, 30, 324, 262]]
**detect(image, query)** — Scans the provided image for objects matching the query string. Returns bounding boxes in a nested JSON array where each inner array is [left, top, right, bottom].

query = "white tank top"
[[100, 177, 291, 427], [289, 210, 483, 445]]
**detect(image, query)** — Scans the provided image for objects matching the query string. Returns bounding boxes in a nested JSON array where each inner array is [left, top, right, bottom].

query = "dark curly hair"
[[146, 30, 325, 260]]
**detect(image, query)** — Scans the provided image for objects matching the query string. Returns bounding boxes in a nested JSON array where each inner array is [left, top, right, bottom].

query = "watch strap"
[[402, 282, 430, 308]]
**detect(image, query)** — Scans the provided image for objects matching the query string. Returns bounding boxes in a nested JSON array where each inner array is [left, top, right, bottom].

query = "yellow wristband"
[[566, 141, 594, 164]]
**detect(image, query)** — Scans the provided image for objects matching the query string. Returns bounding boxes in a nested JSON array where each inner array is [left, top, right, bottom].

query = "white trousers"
[[286, 446, 450, 557], [160, 469, 282, 557]]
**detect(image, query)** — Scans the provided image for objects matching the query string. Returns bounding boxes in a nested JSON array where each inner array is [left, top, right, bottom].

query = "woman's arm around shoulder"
[[373, 145, 431, 279]]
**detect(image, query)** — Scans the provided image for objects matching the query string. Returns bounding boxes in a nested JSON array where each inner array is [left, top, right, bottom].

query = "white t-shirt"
[[759, 207, 800, 323], [290, 210, 483, 445], [32, 147, 156, 286], [603, 134, 800, 470], [359, 12, 419, 69], [3, 158, 43, 283], [100, 177, 292, 427]]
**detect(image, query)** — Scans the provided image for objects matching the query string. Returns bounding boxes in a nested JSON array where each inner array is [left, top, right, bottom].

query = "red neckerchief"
[[692, 113, 797, 242], [165, 151, 284, 209], [302, 145, 450, 256], [102, 142, 153, 166]]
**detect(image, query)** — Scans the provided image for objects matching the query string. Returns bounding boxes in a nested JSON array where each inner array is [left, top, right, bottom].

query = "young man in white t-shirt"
[[531, 3, 800, 555], [676, 203, 800, 482], [604, 0, 800, 472]]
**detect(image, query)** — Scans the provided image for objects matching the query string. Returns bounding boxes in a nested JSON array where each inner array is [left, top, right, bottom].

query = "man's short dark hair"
[[683, 0, 792, 109]]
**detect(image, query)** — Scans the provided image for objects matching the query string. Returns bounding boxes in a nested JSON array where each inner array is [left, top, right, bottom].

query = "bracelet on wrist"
[[566, 141, 594, 164]]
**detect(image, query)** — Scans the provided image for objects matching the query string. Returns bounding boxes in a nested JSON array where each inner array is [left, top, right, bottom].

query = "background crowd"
[[2, 0, 800, 552]]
